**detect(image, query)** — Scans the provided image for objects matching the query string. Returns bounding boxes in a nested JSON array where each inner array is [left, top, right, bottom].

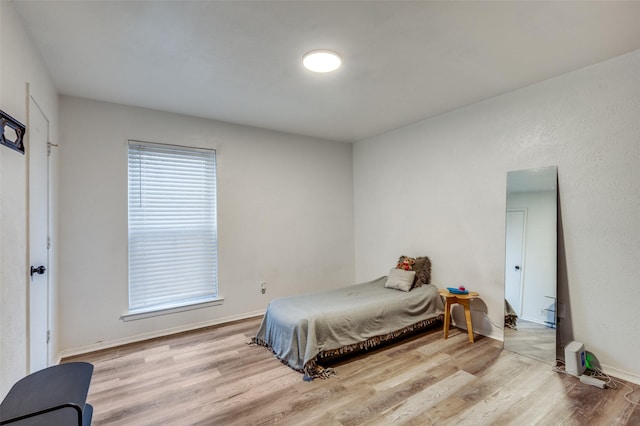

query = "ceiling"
[[13, 1, 640, 143]]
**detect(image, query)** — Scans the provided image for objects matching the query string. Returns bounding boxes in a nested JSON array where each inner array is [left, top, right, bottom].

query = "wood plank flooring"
[[63, 317, 640, 425]]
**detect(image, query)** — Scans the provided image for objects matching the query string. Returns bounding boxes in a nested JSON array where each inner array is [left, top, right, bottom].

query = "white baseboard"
[[452, 322, 502, 342], [58, 310, 265, 359], [450, 308, 503, 342], [458, 311, 639, 385], [600, 364, 640, 386], [475, 324, 503, 342], [55, 310, 640, 387]]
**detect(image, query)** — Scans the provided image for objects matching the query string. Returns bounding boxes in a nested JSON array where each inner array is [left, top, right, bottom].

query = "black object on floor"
[[1, 362, 93, 425]]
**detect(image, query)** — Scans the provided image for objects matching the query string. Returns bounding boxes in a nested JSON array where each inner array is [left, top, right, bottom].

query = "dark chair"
[[0, 362, 93, 425]]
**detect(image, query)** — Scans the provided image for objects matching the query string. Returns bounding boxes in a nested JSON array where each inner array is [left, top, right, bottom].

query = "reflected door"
[[505, 210, 525, 316]]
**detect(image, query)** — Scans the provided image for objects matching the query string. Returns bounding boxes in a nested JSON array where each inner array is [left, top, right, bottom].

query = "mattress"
[[253, 276, 444, 378]]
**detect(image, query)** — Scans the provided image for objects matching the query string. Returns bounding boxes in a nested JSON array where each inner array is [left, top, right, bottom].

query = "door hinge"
[[47, 142, 58, 156], [47, 236, 51, 250], [47, 330, 51, 344]]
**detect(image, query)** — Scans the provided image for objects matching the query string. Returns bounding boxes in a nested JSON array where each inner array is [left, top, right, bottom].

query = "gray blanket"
[[254, 276, 444, 377]]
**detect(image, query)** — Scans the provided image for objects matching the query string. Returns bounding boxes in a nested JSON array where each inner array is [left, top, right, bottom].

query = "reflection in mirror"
[[504, 166, 557, 364]]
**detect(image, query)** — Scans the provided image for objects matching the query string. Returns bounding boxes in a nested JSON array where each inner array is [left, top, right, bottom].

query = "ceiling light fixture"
[[302, 49, 342, 73]]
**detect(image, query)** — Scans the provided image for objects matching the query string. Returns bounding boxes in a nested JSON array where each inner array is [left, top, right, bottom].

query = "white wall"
[[0, 1, 59, 398], [354, 50, 640, 382], [57, 96, 354, 354], [507, 190, 556, 325]]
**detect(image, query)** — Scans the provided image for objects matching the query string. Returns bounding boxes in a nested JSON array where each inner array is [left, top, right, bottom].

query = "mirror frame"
[[503, 166, 558, 364]]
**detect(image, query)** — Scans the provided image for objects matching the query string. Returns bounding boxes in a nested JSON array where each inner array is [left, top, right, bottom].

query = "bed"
[[252, 257, 445, 379]]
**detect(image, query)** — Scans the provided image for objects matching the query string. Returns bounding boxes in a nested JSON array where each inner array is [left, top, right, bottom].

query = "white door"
[[28, 97, 50, 372], [505, 210, 525, 317]]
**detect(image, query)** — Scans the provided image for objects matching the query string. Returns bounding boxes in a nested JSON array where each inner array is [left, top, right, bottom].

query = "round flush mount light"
[[302, 49, 342, 73]]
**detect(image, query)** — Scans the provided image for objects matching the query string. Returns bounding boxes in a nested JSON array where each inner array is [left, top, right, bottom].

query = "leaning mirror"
[[504, 166, 557, 364]]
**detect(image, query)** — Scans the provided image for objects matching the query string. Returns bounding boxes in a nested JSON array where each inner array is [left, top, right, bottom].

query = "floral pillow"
[[397, 255, 431, 288]]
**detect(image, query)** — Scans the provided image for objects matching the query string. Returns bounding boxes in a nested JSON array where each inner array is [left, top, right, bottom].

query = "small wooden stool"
[[438, 289, 480, 343]]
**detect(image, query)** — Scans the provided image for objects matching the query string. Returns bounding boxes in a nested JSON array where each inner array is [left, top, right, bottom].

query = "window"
[[126, 140, 218, 318]]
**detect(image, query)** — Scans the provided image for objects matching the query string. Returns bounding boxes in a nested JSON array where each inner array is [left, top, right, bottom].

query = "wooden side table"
[[438, 289, 480, 343]]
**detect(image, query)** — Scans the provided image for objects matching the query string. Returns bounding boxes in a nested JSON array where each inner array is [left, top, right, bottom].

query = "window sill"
[[121, 296, 224, 322]]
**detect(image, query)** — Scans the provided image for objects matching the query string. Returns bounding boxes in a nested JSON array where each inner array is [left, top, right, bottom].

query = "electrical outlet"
[[260, 281, 266, 294]]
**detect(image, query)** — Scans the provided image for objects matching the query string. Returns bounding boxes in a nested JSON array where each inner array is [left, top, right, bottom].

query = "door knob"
[[30, 265, 46, 276], [514, 265, 520, 270]]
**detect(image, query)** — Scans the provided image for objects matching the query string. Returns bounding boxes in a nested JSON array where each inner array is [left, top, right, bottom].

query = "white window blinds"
[[128, 141, 218, 312]]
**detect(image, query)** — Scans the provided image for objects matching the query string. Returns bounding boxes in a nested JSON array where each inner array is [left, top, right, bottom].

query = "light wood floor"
[[64, 317, 640, 425]]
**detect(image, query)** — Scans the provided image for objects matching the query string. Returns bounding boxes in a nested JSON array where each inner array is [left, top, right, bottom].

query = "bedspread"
[[253, 276, 444, 378]]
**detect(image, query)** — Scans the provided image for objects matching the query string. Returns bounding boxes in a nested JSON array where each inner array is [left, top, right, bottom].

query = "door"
[[28, 96, 50, 372], [505, 210, 525, 317]]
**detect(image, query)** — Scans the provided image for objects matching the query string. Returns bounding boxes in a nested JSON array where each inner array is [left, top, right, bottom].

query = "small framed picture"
[[1, 110, 26, 154]]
